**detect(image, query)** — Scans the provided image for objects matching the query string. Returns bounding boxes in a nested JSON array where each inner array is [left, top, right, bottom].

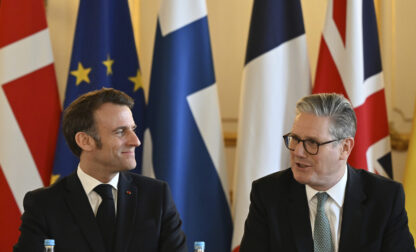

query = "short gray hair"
[[295, 93, 357, 139]]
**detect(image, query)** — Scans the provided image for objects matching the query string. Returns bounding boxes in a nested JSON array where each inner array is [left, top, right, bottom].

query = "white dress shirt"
[[306, 166, 348, 252], [77, 165, 119, 216]]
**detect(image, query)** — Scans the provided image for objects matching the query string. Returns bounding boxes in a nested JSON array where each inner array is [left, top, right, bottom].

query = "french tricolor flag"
[[232, 0, 310, 251]]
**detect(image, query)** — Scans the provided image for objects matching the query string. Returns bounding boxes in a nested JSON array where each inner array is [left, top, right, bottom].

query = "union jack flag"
[[313, 0, 392, 177]]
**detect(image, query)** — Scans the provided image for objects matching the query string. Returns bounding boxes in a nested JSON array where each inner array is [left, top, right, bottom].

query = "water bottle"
[[194, 241, 205, 252], [44, 239, 55, 252]]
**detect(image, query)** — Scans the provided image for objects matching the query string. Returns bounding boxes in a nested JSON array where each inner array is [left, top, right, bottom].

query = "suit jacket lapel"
[[64, 173, 106, 252], [338, 165, 366, 252], [288, 176, 314, 251], [113, 172, 138, 252]]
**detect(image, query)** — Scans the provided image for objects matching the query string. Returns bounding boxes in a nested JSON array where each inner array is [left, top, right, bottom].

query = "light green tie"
[[313, 192, 334, 252]]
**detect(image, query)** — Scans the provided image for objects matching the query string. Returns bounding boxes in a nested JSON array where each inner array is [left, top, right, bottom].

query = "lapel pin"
[[126, 190, 132, 195]]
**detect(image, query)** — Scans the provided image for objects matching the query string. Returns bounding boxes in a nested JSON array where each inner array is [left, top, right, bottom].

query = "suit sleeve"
[[240, 181, 270, 252], [159, 182, 188, 252], [13, 191, 47, 252], [381, 184, 415, 252]]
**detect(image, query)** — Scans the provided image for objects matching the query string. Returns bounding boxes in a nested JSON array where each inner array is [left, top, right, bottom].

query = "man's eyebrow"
[[304, 136, 320, 142], [305, 138, 319, 143], [290, 133, 319, 142], [289, 133, 301, 139]]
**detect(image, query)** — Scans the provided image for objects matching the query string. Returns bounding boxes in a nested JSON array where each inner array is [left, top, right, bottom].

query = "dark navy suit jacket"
[[14, 171, 187, 252], [240, 165, 415, 252]]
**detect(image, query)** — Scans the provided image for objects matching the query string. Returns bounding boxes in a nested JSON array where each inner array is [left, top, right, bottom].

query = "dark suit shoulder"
[[349, 167, 402, 194], [120, 172, 187, 252], [344, 166, 415, 251], [121, 172, 169, 190], [119, 172, 173, 204], [251, 168, 297, 203], [253, 168, 294, 190], [23, 174, 69, 202], [124, 172, 166, 184], [254, 168, 293, 183]]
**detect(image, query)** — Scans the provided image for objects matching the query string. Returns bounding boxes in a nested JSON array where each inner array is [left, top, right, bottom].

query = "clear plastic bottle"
[[194, 241, 205, 252], [44, 239, 55, 252]]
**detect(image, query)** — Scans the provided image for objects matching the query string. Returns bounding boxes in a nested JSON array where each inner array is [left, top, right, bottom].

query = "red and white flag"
[[0, 0, 61, 248], [313, 0, 392, 177]]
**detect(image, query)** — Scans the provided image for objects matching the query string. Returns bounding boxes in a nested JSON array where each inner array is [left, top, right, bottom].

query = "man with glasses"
[[240, 93, 414, 251]]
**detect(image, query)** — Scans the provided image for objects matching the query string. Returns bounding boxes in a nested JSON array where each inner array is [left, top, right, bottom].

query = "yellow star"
[[128, 69, 143, 92], [70, 62, 91, 86], [102, 55, 114, 75], [50, 174, 60, 185]]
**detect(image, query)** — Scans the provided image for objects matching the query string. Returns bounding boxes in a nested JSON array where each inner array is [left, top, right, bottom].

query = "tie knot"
[[316, 192, 329, 210], [94, 184, 114, 200]]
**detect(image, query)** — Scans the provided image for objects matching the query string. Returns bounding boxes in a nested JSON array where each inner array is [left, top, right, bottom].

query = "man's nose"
[[128, 130, 141, 147], [293, 141, 307, 157]]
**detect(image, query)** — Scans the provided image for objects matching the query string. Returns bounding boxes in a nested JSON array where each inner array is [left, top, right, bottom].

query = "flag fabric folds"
[[142, 0, 232, 251], [404, 100, 416, 237], [0, 0, 61, 248], [313, 0, 392, 177], [231, 0, 310, 251], [52, 0, 145, 181]]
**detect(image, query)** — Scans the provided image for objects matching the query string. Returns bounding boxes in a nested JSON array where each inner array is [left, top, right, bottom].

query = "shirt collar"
[[306, 165, 348, 207], [77, 164, 119, 195]]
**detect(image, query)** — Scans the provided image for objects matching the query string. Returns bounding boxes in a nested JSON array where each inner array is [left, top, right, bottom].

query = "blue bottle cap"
[[44, 239, 55, 246], [194, 241, 205, 249]]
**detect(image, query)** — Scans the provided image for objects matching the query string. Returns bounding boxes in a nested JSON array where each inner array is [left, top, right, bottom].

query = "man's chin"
[[128, 163, 137, 170], [122, 161, 136, 171], [292, 168, 310, 185]]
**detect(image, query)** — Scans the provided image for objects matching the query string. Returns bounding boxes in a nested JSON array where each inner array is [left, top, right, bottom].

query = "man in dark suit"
[[240, 93, 415, 252], [14, 88, 187, 252]]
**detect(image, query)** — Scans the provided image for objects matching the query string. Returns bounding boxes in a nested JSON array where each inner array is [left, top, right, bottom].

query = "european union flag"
[[52, 0, 145, 181]]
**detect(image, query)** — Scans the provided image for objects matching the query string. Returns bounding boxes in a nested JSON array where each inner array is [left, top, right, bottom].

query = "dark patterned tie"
[[314, 192, 334, 252], [94, 184, 116, 252]]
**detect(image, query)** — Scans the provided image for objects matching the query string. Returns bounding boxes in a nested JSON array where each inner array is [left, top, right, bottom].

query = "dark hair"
[[296, 93, 357, 139], [62, 88, 134, 157]]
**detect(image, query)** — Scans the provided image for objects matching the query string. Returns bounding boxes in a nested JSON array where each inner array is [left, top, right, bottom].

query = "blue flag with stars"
[[52, 0, 145, 182]]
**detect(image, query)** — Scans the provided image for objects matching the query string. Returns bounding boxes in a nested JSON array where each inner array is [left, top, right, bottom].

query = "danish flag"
[[0, 0, 61, 248], [313, 0, 392, 177]]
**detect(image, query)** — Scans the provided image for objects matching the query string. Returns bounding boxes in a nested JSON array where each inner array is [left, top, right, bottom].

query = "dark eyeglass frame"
[[282, 133, 343, 155]]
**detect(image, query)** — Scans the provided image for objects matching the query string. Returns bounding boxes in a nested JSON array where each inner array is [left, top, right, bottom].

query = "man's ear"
[[75, 132, 95, 152], [340, 137, 354, 160]]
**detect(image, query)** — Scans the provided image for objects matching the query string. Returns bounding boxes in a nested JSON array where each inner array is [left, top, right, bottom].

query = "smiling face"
[[89, 103, 140, 176], [290, 113, 352, 191]]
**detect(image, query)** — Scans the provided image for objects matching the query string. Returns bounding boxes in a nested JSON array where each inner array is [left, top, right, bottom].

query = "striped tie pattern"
[[314, 192, 334, 252]]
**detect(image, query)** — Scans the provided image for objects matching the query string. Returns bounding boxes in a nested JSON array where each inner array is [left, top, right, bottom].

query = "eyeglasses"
[[283, 133, 342, 155]]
